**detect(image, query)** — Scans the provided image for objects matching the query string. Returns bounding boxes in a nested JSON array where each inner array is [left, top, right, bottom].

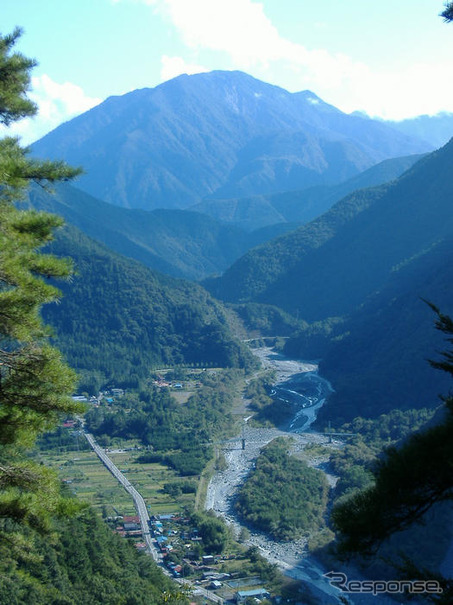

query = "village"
[[59, 379, 281, 605], [109, 511, 272, 604]]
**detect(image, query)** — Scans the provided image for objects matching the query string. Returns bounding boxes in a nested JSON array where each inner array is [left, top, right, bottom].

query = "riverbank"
[[205, 347, 348, 604], [206, 347, 407, 604], [253, 346, 334, 433]]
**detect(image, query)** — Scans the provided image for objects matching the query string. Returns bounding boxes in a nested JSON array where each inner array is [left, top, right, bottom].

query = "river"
[[253, 346, 334, 433], [205, 347, 399, 605]]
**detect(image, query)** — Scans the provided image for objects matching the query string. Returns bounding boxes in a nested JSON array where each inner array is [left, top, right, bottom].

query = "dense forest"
[[42, 224, 255, 393], [0, 509, 174, 605], [86, 370, 241, 476], [235, 438, 329, 540]]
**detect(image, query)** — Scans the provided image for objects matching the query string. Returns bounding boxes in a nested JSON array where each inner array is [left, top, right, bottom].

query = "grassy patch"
[[171, 390, 195, 404], [35, 440, 197, 517]]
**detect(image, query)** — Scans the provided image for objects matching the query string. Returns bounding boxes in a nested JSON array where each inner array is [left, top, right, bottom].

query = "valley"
[[69, 346, 346, 603], [2, 18, 453, 603], [205, 347, 343, 603], [70, 346, 402, 604], [31, 121, 453, 603]]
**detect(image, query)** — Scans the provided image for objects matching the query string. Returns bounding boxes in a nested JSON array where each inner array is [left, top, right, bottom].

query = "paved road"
[[84, 432, 161, 563], [84, 433, 224, 604]]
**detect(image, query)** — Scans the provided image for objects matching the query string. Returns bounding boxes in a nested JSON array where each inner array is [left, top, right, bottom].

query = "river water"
[[205, 347, 347, 603], [255, 347, 334, 433], [205, 347, 401, 605]]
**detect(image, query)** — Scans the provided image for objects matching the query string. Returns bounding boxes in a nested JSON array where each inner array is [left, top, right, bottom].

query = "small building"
[[124, 522, 140, 531], [173, 565, 183, 577], [236, 589, 270, 603], [203, 572, 230, 581], [202, 555, 215, 565], [156, 536, 168, 552], [123, 516, 140, 531]]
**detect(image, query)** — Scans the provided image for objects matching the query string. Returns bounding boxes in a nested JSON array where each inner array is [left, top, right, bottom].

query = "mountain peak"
[[32, 70, 432, 211]]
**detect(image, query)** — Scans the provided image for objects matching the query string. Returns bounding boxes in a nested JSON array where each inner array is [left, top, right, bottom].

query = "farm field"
[[35, 440, 197, 517]]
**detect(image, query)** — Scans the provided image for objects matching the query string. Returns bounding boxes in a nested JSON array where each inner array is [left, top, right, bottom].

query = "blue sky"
[[3, 0, 453, 143]]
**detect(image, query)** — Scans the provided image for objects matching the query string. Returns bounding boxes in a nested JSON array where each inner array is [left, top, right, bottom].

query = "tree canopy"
[[331, 306, 453, 555], [441, 2, 453, 22], [0, 28, 82, 533]]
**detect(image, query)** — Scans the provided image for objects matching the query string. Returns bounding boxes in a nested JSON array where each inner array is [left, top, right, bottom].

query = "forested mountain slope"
[[0, 509, 172, 605], [287, 236, 453, 422], [0, 28, 180, 605], [32, 71, 430, 211], [42, 224, 254, 392], [207, 139, 453, 322], [207, 140, 453, 420], [191, 152, 424, 231], [29, 183, 259, 280]]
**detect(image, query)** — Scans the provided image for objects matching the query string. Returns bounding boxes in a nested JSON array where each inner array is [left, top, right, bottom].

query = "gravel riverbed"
[[204, 347, 403, 605], [205, 348, 350, 603]]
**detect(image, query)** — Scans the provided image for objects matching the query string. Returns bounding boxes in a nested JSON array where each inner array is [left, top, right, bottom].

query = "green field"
[[36, 441, 197, 517]]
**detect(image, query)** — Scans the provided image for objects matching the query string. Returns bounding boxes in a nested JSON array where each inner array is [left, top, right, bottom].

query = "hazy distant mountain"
[[387, 113, 453, 149], [29, 183, 261, 281], [191, 153, 424, 231], [32, 71, 431, 211]]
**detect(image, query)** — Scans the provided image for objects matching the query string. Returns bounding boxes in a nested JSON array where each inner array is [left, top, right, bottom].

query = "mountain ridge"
[[42, 223, 255, 391], [207, 138, 453, 419], [207, 139, 453, 320], [191, 152, 425, 230], [32, 70, 432, 211], [29, 183, 259, 280]]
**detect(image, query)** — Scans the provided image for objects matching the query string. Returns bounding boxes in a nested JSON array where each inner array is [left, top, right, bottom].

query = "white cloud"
[[160, 55, 209, 82], [131, 0, 375, 103], [160, 0, 283, 66], [154, 0, 359, 77], [108, 0, 453, 119], [330, 60, 453, 120], [32, 75, 101, 120], [0, 75, 102, 145]]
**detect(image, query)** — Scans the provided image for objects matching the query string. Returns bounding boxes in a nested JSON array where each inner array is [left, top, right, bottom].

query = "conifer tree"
[[441, 2, 453, 22], [0, 27, 83, 531], [331, 306, 453, 547], [331, 5, 453, 559]]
